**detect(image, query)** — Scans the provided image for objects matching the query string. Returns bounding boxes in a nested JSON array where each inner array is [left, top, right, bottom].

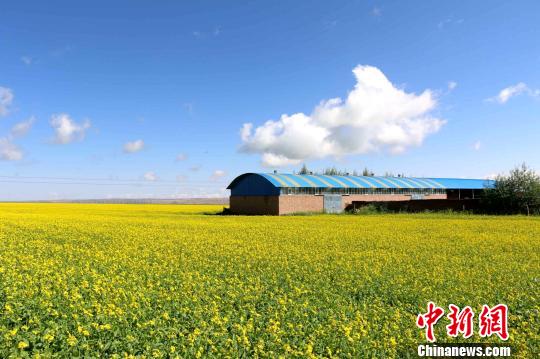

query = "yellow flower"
[[67, 334, 78, 346], [0, 203, 538, 357], [99, 323, 112, 331], [43, 333, 54, 342]]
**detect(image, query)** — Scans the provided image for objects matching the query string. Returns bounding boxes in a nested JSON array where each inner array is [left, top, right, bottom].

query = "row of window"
[[280, 187, 447, 195]]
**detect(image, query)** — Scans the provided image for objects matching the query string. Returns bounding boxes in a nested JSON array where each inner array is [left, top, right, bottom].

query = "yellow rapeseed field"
[[0, 203, 538, 357]]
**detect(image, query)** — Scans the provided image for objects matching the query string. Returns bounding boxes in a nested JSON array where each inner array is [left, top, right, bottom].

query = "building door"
[[324, 194, 342, 213]]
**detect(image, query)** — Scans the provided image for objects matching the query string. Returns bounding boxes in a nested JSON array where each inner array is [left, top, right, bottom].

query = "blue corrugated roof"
[[227, 173, 494, 190]]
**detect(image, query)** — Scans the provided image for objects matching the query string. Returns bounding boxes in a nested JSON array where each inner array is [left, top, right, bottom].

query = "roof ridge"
[[260, 172, 490, 181]]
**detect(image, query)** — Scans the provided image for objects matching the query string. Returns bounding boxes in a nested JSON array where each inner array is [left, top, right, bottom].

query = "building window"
[[280, 187, 448, 196]]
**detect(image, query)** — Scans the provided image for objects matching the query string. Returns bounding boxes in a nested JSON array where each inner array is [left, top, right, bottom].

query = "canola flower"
[[0, 203, 538, 357]]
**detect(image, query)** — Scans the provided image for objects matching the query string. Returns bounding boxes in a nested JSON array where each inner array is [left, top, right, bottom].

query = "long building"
[[227, 172, 494, 215]]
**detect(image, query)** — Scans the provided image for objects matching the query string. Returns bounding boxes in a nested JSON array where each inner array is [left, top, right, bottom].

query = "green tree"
[[298, 163, 310, 175], [362, 167, 374, 176], [483, 163, 540, 215], [323, 167, 339, 175]]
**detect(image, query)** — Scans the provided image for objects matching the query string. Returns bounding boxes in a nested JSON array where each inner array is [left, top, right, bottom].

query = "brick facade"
[[278, 195, 324, 215], [230, 193, 448, 215]]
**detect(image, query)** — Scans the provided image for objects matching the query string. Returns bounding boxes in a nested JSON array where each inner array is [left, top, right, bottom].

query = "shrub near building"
[[482, 164, 540, 215]]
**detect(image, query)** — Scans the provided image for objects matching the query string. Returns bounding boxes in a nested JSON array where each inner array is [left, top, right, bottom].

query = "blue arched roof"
[[227, 173, 494, 190]]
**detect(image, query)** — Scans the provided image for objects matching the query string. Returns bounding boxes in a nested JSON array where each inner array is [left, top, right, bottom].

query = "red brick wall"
[[229, 196, 279, 215], [231, 193, 448, 215], [278, 195, 324, 215]]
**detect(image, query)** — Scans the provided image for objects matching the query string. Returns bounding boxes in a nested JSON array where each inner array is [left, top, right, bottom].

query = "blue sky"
[[1, 1, 539, 200]]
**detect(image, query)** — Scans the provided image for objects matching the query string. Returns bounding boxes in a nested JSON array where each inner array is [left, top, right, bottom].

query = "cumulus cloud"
[[0, 86, 14, 117], [0, 116, 33, 161], [472, 140, 481, 151], [50, 113, 91, 144], [489, 82, 540, 104], [123, 139, 145, 153], [11, 116, 35, 137], [448, 81, 457, 91], [143, 171, 158, 181], [210, 170, 226, 180], [0, 137, 23, 161], [240, 65, 445, 167]]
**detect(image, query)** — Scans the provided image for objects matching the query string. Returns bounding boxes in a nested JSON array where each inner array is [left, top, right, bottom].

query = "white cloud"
[[192, 27, 221, 38], [448, 81, 457, 91], [472, 141, 481, 151], [371, 7, 382, 17], [491, 82, 528, 104], [0, 115, 32, 160], [11, 116, 35, 137], [240, 65, 445, 167], [50, 113, 91, 144], [0, 86, 14, 117], [21, 56, 33, 65], [176, 153, 188, 161], [0, 137, 23, 161], [210, 170, 226, 180], [438, 18, 464, 30], [143, 171, 158, 181], [489, 82, 540, 104], [123, 139, 145, 153]]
